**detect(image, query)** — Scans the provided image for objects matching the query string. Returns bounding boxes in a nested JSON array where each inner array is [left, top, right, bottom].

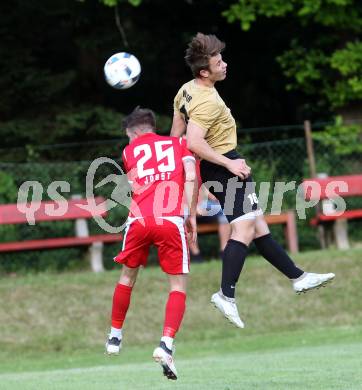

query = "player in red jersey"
[[105, 107, 198, 381]]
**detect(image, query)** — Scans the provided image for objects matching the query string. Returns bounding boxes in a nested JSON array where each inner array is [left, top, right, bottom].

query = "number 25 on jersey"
[[133, 141, 176, 179]]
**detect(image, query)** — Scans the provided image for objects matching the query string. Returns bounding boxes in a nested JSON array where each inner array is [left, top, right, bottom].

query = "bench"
[[197, 211, 299, 254], [303, 174, 362, 249], [0, 196, 121, 272]]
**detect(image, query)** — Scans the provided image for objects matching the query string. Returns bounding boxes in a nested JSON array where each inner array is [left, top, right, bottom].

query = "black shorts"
[[199, 150, 261, 223]]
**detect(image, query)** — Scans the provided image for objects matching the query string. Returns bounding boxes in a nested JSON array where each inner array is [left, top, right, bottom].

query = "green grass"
[[1, 248, 362, 389], [1, 328, 362, 389]]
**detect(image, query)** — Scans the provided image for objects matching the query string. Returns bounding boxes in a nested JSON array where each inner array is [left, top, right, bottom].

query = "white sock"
[[292, 272, 307, 282], [110, 327, 122, 340], [161, 336, 174, 350]]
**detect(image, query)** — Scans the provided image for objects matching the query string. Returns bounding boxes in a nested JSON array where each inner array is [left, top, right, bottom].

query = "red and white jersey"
[[122, 132, 195, 218]]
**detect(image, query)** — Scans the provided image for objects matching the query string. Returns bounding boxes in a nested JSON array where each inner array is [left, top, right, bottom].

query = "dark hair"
[[122, 106, 156, 131], [185, 33, 225, 77]]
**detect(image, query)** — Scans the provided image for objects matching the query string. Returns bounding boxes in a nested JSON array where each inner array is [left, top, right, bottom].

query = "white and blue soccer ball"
[[104, 52, 141, 90]]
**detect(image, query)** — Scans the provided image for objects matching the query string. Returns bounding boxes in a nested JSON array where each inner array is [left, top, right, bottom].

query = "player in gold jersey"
[[171, 33, 335, 328]]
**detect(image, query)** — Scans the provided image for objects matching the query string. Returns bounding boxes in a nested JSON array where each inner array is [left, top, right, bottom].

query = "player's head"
[[122, 106, 156, 141], [185, 33, 227, 83]]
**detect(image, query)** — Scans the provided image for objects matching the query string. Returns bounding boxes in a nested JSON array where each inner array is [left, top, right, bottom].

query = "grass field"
[[1, 248, 362, 389]]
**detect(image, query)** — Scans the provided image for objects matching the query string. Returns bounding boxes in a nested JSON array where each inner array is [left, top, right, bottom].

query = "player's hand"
[[226, 159, 251, 179], [196, 205, 208, 216], [185, 215, 197, 244], [207, 192, 218, 201]]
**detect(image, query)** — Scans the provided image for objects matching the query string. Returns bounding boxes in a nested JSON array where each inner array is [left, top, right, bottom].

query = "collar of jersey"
[[193, 79, 215, 90], [131, 132, 156, 143]]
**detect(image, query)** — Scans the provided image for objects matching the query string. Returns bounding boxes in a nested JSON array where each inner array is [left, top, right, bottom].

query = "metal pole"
[[303, 120, 326, 249], [304, 120, 317, 178]]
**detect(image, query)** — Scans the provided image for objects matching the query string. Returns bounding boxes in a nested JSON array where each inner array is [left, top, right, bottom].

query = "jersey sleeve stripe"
[[122, 149, 128, 163], [182, 156, 196, 162]]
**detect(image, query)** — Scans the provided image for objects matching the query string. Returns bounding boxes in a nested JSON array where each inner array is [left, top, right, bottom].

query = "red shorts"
[[114, 216, 190, 274]]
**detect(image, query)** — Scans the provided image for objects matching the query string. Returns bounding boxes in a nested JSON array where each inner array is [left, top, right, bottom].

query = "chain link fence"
[[1, 120, 361, 272]]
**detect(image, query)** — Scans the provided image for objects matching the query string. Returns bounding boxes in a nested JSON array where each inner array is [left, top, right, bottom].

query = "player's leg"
[[153, 274, 187, 380], [217, 219, 231, 254], [211, 217, 255, 329], [161, 274, 187, 351], [225, 217, 255, 295], [209, 200, 231, 256], [106, 219, 150, 355], [200, 158, 257, 327], [152, 217, 188, 380], [253, 214, 304, 278], [253, 214, 335, 293], [106, 265, 139, 355]]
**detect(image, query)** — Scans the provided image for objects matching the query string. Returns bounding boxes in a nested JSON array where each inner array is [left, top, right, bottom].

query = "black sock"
[[221, 239, 248, 298], [253, 233, 303, 279]]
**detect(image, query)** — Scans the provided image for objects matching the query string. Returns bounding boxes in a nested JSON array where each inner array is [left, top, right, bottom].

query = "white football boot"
[[105, 336, 122, 355], [211, 290, 245, 329], [293, 272, 335, 294], [153, 341, 178, 380]]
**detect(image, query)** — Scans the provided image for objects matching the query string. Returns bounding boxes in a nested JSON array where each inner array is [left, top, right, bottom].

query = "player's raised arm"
[[186, 121, 251, 179], [170, 111, 187, 137]]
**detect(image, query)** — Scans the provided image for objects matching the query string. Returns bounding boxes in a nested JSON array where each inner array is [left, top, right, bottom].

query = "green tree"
[[314, 116, 362, 155], [223, 0, 362, 110]]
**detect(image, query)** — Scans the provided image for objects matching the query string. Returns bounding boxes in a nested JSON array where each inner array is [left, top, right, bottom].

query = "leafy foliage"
[[0, 105, 122, 156], [224, 0, 362, 109], [327, 41, 362, 107], [98, 0, 142, 6], [0, 172, 18, 204], [277, 42, 329, 95], [223, 0, 294, 30], [313, 116, 362, 155]]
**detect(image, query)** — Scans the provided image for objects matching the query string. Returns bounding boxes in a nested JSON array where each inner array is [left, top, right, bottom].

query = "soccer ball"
[[104, 52, 141, 90]]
